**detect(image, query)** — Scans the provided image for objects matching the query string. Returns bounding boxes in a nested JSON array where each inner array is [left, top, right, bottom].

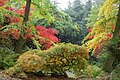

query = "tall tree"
[[65, 0, 85, 25], [102, 0, 120, 72], [15, 0, 31, 53], [82, 0, 120, 72], [65, 0, 92, 40], [84, 0, 92, 19], [86, 0, 105, 28]]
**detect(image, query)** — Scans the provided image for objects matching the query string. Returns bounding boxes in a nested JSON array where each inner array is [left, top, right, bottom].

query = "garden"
[[0, 0, 120, 80]]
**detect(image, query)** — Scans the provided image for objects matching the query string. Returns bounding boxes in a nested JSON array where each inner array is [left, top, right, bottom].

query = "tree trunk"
[[15, 0, 31, 53], [103, 4, 120, 72]]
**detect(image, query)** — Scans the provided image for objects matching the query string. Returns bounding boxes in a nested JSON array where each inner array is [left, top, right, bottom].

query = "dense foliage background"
[[0, 0, 120, 80]]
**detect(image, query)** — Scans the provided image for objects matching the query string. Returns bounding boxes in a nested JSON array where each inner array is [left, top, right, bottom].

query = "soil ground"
[[0, 70, 110, 80]]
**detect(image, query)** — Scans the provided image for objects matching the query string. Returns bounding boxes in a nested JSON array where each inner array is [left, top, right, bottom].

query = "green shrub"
[[0, 32, 19, 69], [82, 65, 105, 79], [110, 64, 120, 80], [0, 32, 14, 50], [0, 47, 19, 69], [4, 43, 89, 78]]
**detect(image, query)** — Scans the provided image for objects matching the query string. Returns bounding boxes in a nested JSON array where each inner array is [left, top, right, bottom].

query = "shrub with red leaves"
[[4, 4, 33, 24], [1, 25, 59, 50], [3, 29, 20, 39], [35, 26, 59, 43], [0, 0, 6, 7], [0, 1, 59, 50], [35, 26, 59, 49]]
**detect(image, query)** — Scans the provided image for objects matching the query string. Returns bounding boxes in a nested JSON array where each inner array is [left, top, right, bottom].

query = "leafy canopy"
[[0, 0, 59, 52], [82, 0, 119, 56]]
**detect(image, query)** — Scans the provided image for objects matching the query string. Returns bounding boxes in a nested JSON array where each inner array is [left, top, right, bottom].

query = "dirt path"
[[0, 70, 110, 80]]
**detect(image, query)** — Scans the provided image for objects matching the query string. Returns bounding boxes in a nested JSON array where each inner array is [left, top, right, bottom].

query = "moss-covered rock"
[[4, 43, 89, 77]]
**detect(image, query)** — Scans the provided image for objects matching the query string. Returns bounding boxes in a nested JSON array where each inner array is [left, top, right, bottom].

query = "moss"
[[4, 43, 89, 77]]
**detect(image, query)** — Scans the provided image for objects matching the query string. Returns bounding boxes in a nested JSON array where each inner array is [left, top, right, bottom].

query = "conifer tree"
[[87, 0, 105, 28], [65, 0, 92, 42]]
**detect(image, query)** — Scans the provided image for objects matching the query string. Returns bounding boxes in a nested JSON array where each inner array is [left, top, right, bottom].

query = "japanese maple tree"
[[82, 0, 119, 56], [82, 0, 120, 71], [0, 0, 58, 53]]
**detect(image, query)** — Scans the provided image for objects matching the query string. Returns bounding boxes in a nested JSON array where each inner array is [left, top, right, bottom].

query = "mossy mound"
[[4, 43, 89, 78]]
